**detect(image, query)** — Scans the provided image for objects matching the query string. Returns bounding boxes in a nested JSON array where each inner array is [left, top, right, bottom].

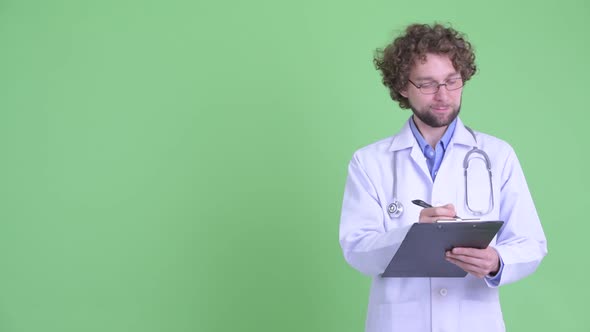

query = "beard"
[[410, 103, 461, 128]]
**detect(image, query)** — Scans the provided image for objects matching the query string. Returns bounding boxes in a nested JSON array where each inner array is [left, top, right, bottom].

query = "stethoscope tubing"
[[388, 127, 494, 218]]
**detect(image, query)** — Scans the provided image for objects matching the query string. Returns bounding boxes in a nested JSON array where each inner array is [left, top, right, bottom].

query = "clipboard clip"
[[436, 218, 481, 223]]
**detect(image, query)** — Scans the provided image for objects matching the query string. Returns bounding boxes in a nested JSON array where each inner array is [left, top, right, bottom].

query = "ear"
[[399, 88, 408, 98]]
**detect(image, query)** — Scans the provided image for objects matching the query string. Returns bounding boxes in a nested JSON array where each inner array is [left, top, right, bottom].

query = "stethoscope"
[[387, 127, 494, 218]]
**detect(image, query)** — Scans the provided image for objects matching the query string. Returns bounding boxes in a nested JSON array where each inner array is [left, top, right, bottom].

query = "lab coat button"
[[439, 288, 448, 296]]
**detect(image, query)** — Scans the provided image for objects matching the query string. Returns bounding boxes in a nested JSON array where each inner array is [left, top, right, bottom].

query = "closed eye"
[[418, 82, 437, 88]]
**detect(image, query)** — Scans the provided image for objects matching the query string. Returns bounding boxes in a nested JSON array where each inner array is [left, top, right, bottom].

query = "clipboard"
[[382, 221, 504, 278]]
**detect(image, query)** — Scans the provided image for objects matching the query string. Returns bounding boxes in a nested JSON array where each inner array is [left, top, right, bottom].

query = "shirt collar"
[[389, 116, 474, 152]]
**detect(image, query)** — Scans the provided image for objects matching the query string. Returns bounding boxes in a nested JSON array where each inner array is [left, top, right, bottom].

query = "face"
[[401, 53, 463, 129]]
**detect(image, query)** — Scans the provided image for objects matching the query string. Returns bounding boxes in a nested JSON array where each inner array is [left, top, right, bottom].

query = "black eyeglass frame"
[[407, 78, 464, 94]]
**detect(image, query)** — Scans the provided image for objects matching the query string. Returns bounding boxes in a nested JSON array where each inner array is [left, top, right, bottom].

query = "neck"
[[412, 116, 448, 148]]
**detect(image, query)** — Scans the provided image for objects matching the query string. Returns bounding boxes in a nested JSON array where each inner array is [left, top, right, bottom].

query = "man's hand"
[[418, 204, 457, 223], [445, 247, 500, 278]]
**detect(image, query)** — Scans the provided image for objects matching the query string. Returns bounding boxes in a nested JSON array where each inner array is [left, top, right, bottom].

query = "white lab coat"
[[339, 117, 547, 332]]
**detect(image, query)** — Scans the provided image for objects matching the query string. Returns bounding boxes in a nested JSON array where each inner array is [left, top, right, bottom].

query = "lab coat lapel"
[[435, 118, 477, 178], [450, 118, 478, 148], [432, 118, 478, 204], [388, 120, 431, 182]]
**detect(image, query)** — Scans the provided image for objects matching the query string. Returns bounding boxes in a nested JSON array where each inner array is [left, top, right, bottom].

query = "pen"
[[411, 199, 461, 219]]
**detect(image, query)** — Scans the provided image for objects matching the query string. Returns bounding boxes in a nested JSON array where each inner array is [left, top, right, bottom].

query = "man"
[[339, 23, 547, 332]]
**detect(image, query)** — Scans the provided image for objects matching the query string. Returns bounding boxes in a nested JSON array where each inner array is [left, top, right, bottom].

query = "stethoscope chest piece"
[[388, 201, 404, 218]]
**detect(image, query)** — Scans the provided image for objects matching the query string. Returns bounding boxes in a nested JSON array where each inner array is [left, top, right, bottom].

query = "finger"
[[445, 253, 493, 278], [446, 252, 487, 267], [441, 203, 456, 216], [446, 250, 499, 275], [431, 204, 456, 217], [450, 247, 486, 258], [418, 208, 438, 223], [418, 204, 457, 223], [418, 214, 438, 223], [451, 247, 498, 261], [446, 257, 487, 278]]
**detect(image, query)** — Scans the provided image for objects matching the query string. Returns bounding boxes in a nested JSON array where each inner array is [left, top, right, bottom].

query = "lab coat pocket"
[[459, 299, 505, 332], [367, 301, 426, 332]]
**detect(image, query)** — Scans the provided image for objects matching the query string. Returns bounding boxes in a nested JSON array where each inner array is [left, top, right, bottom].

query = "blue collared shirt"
[[409, 117, 458, 181]]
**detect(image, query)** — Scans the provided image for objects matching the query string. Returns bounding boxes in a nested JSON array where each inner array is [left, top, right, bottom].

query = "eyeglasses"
[[408, 77, 464, 94]]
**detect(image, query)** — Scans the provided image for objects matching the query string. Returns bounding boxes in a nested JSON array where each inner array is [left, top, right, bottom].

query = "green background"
[[0, 0, 586, 331]]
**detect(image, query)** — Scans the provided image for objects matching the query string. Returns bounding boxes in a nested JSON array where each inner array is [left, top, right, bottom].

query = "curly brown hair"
[[374, 23, 477, 109]]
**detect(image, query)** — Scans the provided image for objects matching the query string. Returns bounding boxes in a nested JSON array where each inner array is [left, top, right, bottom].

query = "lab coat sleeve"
[[486, 148, 547, 287], [339, 153, 412, 277]]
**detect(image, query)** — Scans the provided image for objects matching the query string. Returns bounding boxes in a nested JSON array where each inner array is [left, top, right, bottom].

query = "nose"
[[433, 86, 449, 101]]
